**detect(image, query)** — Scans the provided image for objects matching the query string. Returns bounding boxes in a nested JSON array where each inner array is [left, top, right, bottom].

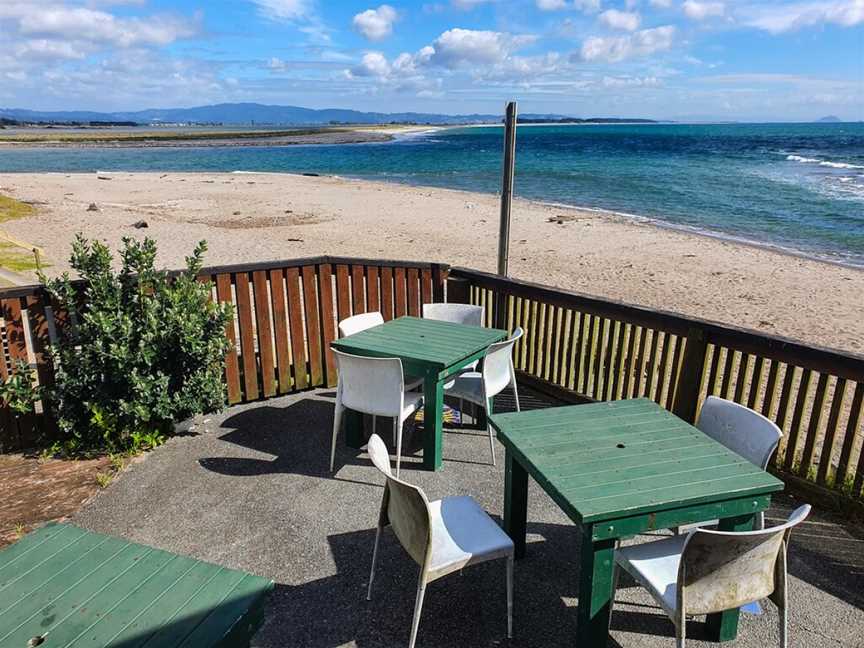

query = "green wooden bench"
[[0, 523, 273, 648]]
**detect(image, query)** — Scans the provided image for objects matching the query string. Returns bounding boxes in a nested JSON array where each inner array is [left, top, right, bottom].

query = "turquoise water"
[[2, 123, 863, 265]]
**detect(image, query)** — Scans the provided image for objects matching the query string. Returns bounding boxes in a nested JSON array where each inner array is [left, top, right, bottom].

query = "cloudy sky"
[[1, 0, 862, 120]]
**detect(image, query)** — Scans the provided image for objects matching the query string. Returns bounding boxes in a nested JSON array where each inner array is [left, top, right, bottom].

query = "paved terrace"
[[74, 388, 864, 648]]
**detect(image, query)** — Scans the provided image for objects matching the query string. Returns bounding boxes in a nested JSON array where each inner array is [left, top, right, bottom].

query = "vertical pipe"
[[498, 101, 517, 277]]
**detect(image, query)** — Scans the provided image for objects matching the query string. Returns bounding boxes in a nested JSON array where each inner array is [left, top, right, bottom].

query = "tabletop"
[[0, 523, 272, 648], [491, 398, 784, 524], [330, 315, 507, 373]]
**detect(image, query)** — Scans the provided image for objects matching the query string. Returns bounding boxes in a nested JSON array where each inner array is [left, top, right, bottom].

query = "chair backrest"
[[482, 327, 523, 398], [332, 349, 405, 417], [679, 504, 810, 614], [338, 311, 384, 338], [422, 303, 484, 327], [367, 434, 431, 566], [698, 396, 782, 469]]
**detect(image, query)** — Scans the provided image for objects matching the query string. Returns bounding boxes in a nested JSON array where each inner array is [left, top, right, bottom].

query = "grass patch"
[[0, 194, 34, 223], [0, 242, 41, 272]]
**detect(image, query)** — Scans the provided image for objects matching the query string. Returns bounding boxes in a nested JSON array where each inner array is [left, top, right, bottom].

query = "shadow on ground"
[[73, 387, 864, 648]]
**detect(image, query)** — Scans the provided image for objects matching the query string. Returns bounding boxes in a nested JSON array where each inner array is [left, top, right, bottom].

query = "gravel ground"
[[74, 389, 864, 648]]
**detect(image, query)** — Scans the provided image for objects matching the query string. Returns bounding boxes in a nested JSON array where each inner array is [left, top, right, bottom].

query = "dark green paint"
[[0, 523, 273, 648], [493, 399, 783, 648]]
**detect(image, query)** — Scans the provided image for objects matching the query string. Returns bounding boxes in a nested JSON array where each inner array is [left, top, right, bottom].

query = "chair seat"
[[442, 372, 485, 406], [615, 534, 688, 616], [427, 495, 513, 580]]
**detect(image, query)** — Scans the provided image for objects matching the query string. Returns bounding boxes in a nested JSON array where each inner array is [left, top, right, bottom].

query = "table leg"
[[422, 378, 443, 471], [344, 409, 365, 449], [576, 529, 617, 648], [504, 450, 528, 559], [705, 513, 757, 642]]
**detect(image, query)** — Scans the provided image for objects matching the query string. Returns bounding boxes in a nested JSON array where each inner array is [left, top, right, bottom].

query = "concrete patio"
[[73, 387, 864, 648]]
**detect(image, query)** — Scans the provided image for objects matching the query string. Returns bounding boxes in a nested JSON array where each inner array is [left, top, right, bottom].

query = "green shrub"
[[0, 359, 40, 416], [41, 235, 233, 452]]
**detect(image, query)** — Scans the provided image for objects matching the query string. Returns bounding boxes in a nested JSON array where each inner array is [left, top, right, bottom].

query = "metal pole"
[[497, 101, 517, 277]]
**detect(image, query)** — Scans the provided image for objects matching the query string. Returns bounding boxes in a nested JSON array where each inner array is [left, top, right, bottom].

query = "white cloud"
[[1, 3, 198, 49], [249, 0, 312, 21], [738, 1, 864, 34], [352, 5, 397, 41], [649, 0, 672, 7], [349, 51, 391, 78], [536, 0, 568, 9], [599, 9, 641, 30], [602, 75, 662, 87], [682, 1, 726, 20], [579, 25, 675, 62], [428, 28, 536, 68], [536, 0, 601, 11]]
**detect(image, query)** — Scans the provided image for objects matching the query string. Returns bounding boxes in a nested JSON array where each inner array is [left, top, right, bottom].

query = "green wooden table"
[[0, 523, 273, 648], [490, 398, 784, 647], [331, 315, 507, 470]]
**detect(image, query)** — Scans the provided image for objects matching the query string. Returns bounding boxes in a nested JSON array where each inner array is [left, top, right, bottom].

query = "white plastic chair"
[[337, 312, 423, 441], [330, 350, 423, 476], [365, 434, 514, 648], [677, 397, 783, 533], [422, 303, 484, 328], [443, 328, 523, 465], [422, 302, 485, 419], [612, 504, 810, 648]]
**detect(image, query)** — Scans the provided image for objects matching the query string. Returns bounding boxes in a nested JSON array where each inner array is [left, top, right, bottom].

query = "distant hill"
[[0, 103, 656, 127], [817, 115, 842, 123]]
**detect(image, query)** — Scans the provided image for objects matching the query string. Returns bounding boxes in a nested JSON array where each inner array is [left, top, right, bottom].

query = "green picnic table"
[[0, 523, 273, 648], [490, 398, 784, 647], [331, 315, 507, 470]]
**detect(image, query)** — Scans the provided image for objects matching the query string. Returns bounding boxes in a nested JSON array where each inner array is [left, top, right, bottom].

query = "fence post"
[[447, 276, 471, 305], [672, 326, 709, 423]]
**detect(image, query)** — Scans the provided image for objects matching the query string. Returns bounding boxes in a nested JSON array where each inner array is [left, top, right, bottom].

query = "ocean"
[[1, 122, 862, 266]]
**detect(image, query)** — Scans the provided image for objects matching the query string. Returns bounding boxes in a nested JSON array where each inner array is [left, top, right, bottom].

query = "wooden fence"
[[0, 256, 446, 452], [447, 267, 864, 500], [3, 256, 863, 501]]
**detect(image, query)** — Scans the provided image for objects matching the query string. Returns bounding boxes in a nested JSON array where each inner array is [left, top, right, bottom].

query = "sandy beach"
[[2, 171, 862, 354]]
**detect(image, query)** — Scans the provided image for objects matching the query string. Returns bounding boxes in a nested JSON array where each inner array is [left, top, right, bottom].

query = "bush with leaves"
[[41, 235, 233, 452], [0, 359, 40, 416]]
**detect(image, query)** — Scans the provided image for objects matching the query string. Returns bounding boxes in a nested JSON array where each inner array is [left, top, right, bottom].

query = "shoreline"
[[1, 170, 862, 354]]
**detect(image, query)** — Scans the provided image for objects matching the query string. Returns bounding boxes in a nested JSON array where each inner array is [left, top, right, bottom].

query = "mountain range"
[[0, 103, 648, 126]]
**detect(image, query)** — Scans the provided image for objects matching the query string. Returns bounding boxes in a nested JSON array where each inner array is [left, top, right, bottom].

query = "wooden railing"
[[4, 256, 863, 501], [447, 267, 864, 500], [0, 256, 447, 452]]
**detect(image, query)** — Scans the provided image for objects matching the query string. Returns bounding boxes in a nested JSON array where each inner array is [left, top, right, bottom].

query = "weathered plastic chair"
[[365, 434, 514, 648], [337, 312, 422, 442], [677, 397, 782, 532], [612, 504, 810, 648], [422, 303, 484, 328], [422, 302, 485, 419], [330, 350, 422, 476], [442, 328, 523, 465]]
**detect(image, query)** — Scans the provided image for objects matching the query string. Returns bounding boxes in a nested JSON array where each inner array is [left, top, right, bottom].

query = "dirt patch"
[[207, 212, 327, 229], [0, 453, 112, 547]]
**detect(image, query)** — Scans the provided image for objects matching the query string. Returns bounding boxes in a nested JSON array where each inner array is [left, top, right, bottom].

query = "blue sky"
[[1, 0, 862, 120]]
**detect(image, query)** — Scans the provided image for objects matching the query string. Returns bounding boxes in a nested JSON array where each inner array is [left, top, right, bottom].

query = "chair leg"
[[511, 372, 521, 412], [372, 414, 377, 439], [487, 397, 496, 466], [756, 510, 765, 531], [506, 554, 514, 639], [408, 572, 427, 648], [330, 399, 344, 472], [395, 418, 403, 478], [779, 599, 787, 648], [675, 605, 686, 648], [367, 524, 382, 601]]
